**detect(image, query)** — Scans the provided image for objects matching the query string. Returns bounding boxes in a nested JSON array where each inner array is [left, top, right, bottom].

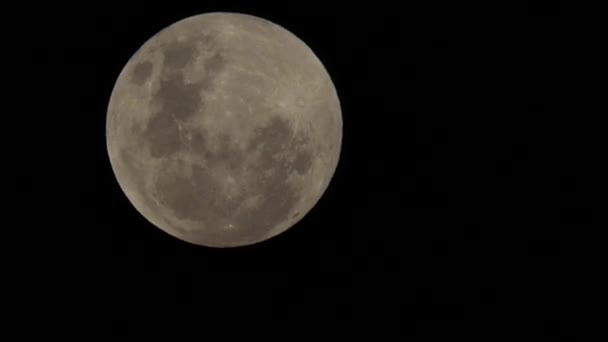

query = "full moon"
[[106, 12, 342, 247]]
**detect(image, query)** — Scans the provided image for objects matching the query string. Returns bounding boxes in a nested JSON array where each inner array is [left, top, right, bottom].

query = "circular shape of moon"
[[106, 12, 342, 247]]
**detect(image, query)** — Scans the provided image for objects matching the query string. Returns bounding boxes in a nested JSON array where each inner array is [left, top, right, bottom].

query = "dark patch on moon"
[[163, 42, 196, 69], [188, 129, 207, 153], [155, 76, 203, 120], [131, 61, 153, 85], [142, 73, 203, 158], [204, 53, 226, 73], [141, 39, 228, 160], [250, 118, 313, 175], [249, 116, 293, 168], [142, 111, 182, 158], [199, 52, 227, 91], [293, 149, 313, 174]]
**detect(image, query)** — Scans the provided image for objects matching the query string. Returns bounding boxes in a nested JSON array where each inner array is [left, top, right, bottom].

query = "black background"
[[11, 1, 575, 321]]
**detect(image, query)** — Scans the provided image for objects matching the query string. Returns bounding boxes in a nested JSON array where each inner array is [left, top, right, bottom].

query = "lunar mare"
[[106, 12, 342, 247]]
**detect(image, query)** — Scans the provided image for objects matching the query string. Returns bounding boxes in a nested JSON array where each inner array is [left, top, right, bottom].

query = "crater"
[[131, 61, 153, 85]]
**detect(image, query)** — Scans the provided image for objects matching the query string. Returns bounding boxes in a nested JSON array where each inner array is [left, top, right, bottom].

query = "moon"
[[106, 12, 342, 247]]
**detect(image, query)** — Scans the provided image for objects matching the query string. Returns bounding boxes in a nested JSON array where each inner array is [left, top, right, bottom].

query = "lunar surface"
[[106, 12, 342, 247]]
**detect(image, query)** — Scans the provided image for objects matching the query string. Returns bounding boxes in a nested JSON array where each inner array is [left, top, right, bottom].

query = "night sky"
[[9, 1, 575, 323]]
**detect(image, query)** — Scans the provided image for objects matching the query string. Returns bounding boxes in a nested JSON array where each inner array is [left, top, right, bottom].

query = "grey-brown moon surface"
[[106, 12, 342, 247]]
